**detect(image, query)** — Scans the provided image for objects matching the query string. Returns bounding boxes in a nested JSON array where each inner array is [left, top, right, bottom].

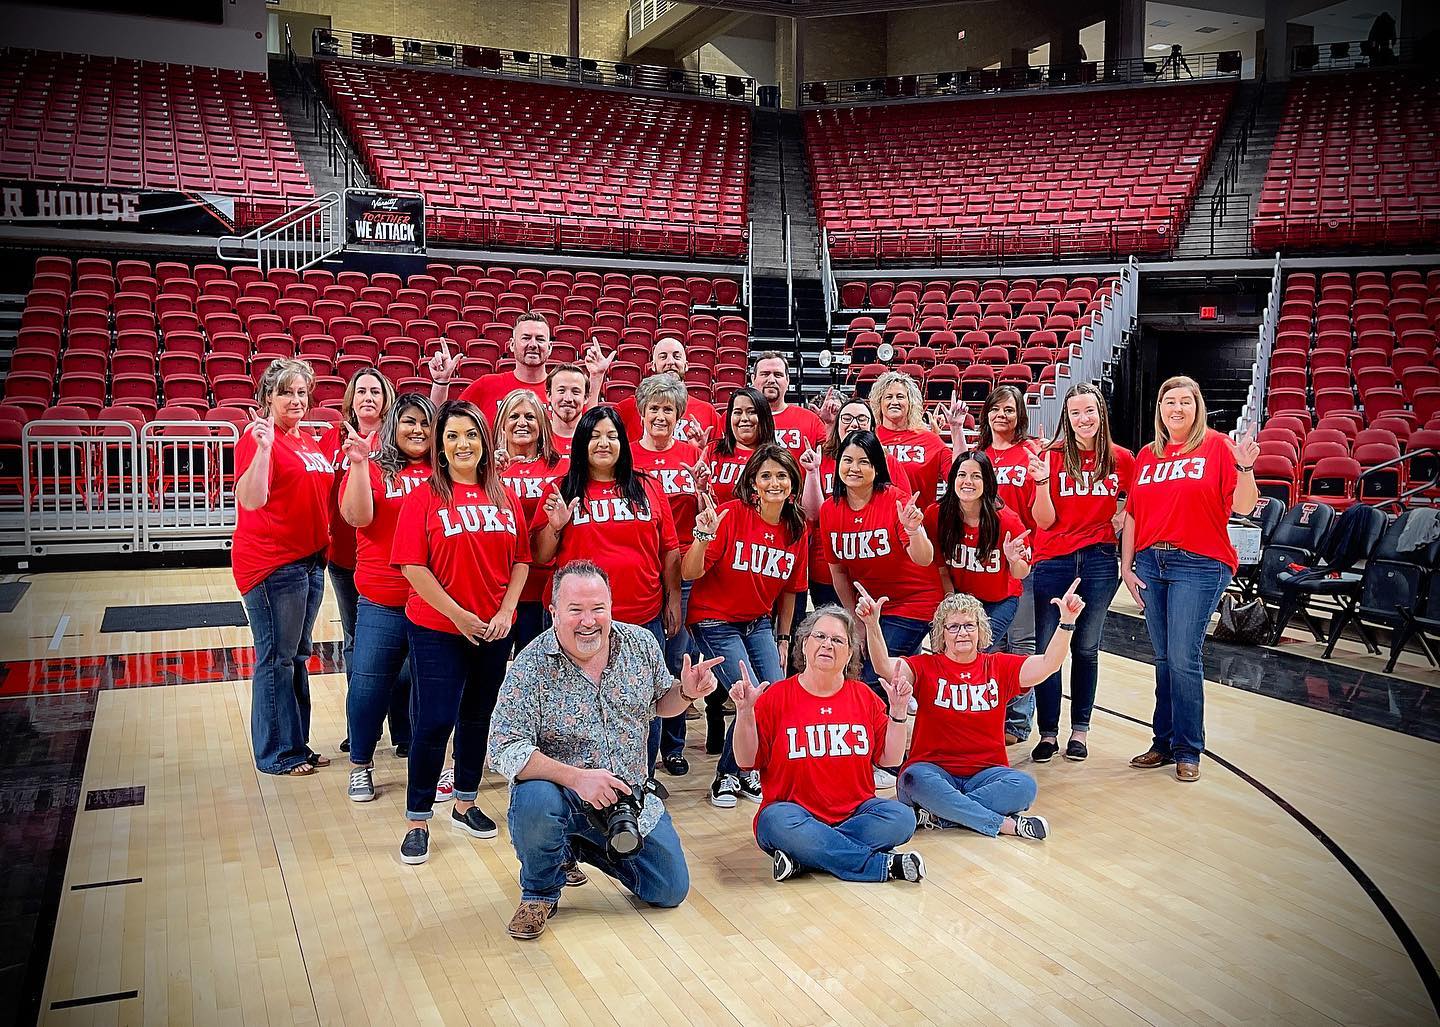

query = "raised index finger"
[[1066, 576, 1081, 597]]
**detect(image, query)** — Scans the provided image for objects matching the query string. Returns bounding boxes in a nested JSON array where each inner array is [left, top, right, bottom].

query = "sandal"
[[307, 752, 331, 768], [286, 762, 317, 776]]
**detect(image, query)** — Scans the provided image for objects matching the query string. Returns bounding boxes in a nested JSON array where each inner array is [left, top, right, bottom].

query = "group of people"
[[232, 309, 1260, 939]]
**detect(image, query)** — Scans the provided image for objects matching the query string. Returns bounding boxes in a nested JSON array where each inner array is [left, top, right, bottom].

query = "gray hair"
[[635, 373, 689, 419], [791, 604, 863, 678], [552, 559, 611, 597], [930, 592, 994, 652], [255, 358, 315, 410]]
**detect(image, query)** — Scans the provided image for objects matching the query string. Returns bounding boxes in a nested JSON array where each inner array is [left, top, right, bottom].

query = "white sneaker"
[[433, 767, 455, 804], [873, 767, 897, 790]]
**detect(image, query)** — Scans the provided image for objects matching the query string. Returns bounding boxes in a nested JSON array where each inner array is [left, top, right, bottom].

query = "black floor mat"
[[0, 581, 29, 613], [100, 602, 248, 633]]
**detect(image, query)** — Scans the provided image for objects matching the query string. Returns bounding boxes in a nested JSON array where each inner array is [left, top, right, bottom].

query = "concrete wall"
[[886, 0, 1109, 75], [272, 0, 631, 61], [0, 0, 269, 71], [686, 16, 776, 81], [804, 13, 888, 81]]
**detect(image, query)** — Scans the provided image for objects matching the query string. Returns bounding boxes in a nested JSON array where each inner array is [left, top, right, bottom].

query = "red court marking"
[[0, 645, 342, 698]]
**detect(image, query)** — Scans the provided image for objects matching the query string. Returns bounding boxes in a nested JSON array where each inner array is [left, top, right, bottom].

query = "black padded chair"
[[1230, 496, 1287, 599], [1331, 510, 1440, 670], [1256, 499, 1337, 612], [1269, 503, 1389, 645]]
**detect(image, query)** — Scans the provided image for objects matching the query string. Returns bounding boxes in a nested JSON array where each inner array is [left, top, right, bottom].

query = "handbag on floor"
[[1210, 592, 1270, 645]]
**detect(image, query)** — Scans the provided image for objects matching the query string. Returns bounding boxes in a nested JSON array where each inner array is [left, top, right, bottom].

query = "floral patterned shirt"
[[488, 622, 674, 834]]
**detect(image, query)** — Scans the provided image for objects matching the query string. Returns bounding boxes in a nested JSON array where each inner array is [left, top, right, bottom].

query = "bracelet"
[[1235, 463, 1254, 473], [889, 713, 909, 724], [775, 633, 791, 642], [1059, 622, 1077, 632], [692, 529, 715, 543]]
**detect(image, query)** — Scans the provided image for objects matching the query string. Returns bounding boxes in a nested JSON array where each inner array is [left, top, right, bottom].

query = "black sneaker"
[[1064, 739, 1088, 762], [339, 737, 350, 753], [451, 806, 497, 839], [709, 773, 740, 808], [394, 743, 409, 758], [1013, 813, 1049, 840], [662, 752, 689, 776], [738, 770, 763, 804], [889, 851, 925, 882], [1032, 739, 1060, 763], [400, 827, 429, 865], [772, 849, 799, 882]]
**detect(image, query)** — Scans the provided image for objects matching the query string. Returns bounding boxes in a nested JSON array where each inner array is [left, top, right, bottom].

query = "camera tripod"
[[1156, 45, 1194, 79]]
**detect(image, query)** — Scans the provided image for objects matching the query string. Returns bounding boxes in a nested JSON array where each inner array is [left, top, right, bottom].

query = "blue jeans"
[[1134, 547, 1232, 765], [898, 762, 1037, 837], [1033, 543, 1120, 736], [327, 562, 359, 677], [991, 588, 1034, 739], [346, 598, 414, 765], [860, 614, 932, 690], [691, 616, 784, 778], [507, 779, 689, 907], [755, 798, 916, 882], [241, 554, 325, 774], [636, 616, 670, 773], [659, 580, 696, 759], [512, 600, 549, 658], [405, 621, 511, 819]]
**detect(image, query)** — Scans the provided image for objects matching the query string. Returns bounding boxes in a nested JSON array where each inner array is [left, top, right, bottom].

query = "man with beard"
[[438, 312, 606, 422], [615, 337, 721, 445], [752, 351, 823, 461]]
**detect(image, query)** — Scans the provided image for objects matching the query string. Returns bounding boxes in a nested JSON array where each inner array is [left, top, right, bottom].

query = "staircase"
[[1174, 78, 1288, 260], [0, 292, 23, 382], [270, 55, 368, 197], [776, 111, 821, 280], [748, 111, 787, 273]]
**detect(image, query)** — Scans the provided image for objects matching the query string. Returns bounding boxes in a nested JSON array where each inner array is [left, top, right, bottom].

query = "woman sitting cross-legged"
[[859, 582, 1085, 841], [731, 605, 926, 884]]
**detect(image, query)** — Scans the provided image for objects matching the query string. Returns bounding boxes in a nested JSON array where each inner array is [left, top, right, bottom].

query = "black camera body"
[[582, 783, 646, 860]]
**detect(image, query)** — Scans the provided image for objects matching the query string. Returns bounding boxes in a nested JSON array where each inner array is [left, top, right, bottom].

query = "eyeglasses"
[[809, 631, 851, 647], [837, 413, 871, 427], [942, 622, 980, 635]]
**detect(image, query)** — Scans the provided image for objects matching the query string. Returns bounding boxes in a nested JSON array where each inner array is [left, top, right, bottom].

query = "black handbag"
[[1210, 592, 1270, 645]]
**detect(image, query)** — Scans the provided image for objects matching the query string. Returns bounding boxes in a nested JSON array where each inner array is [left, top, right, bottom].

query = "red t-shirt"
[[231, 428, 333, 594], [347, 461, 433, 607], [688, 500, 808, 624], [902, 651, 1026, 777], [631, 440, 702, 546], [1130, 428, 1240, 572], [820, 485, 943, 621], [984, 442, 1039, 531], [531, 477, 679, 623], [770, 404, 824, 458], [747, 675, 889, 829], [809, 456, 911, 586], [318, 423, 374, 570], [1032, 445, 1135, 562], [459, 370, 547, 423], [924, 504, 1026, 602], [390, 481, 531, 634], [616, 394, 722, 448], [498, 454, 569, 603], [706, 444, 754, 507], [551, 431, 574, 457], [877, 425, 950, 505]]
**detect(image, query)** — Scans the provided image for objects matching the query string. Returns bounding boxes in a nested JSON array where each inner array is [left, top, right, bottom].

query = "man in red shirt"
[[860, 585, 1084, 841], [615, 337, 722, 445], [433, 313, 608, 422], [546, 363, 589, 456], [752, 352, 823, 459]]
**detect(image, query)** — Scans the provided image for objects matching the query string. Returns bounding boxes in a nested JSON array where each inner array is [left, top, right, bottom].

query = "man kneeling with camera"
[[489, 559, 723, 940]]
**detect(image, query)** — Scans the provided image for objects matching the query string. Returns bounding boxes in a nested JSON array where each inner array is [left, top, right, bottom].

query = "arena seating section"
[[3, 257, 747, 431], [1254, 72, 1440, 251], [1261, 269, 1440, 510], [806, 84, 1234, 260], [834, 275, 1118, 416], [0, 49, 312, 224], [319, 62, 749, 257]]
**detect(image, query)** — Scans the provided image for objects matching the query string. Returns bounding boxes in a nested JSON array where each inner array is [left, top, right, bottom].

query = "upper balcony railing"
[[1290, 38, 1422, 75], [801, 50, 1243, 107], [313, 27, 755, 104]]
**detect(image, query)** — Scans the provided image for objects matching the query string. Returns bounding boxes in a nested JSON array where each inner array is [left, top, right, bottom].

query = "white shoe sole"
[[739, 790, 763, 804], [709, 793, 738, 809], [451, 816, 498, 839], [400, 850, 429, 865], [349, 790, 376, 802]]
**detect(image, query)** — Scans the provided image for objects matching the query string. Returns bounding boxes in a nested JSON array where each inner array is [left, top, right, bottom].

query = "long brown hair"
[[341, 367, 396, 430], [1149, 375, 1209, 457], [429, 401, 508, 507], [1048, 382, 1117, 482], [977, 384, 1031, 451], [734, 443, 806, 545], [936, 450, 1003, 563]]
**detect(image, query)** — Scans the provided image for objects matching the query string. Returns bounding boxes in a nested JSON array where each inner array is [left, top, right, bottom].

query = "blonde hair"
[[929, 592, 994, 653], [792, 604, 863, 678], [340, 367, 396, 429], [255, 358, 315, 411], [494, 388, 560, 465], [1150, 375, 1209, 457], [868, 370, 926, 430]]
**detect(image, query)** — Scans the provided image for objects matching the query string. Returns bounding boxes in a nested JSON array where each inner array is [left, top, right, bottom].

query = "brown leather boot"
[[507, 899, 557, 940], [1129, 749, 1174, 769], [1175, 762, 1201, 782]]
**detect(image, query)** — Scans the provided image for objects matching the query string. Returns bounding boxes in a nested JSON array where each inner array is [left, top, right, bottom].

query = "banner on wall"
[[0, 179, 237, 233], [344, 189, 426, 252]]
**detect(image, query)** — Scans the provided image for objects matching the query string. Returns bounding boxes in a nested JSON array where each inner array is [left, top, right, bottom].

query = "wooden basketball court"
[[5, 567, 1438, 1026]]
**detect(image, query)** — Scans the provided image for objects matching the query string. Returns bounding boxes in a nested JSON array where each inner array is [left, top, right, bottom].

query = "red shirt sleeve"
[[786, 527, 809, 592], [1116, 446, 1136, 493], [389, 485, 432, 568], [509, 491, 532, 564]]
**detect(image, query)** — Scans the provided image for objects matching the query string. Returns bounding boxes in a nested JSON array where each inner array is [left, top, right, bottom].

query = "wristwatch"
[[1059, 622, 1077, 632]]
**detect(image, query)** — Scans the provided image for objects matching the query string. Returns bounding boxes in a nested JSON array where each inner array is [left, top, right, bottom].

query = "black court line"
[[70, 878, 141, 891], [49, 990, 138, 1010], [0, 581, 29, 613], [1089, 698, 1440, 1018]]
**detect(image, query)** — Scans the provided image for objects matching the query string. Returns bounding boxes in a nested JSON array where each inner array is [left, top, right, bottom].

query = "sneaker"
[[394, 743, 409, 759], [772, 849, 799, 882], [662, 752, 689, 776], [1013, 813, 1049, 840], [563, 860, 588, 887], [889, 851, 925, 883], [451, 805, 498, 839], [433, 768, 454, 804], [1064, 739, 1088, 762], [873, 767, 897, 790], [400, 827, 430, 865], [709, 773, 740, 808], [339, 737, 350, 753], [915, 808, 943, 831], [1004, 733, 1021, 746], [738, 770, 763, 804], [507, 899, 557, 940], [1032, 739, 1060, 763], [347, 765, 375, 802]]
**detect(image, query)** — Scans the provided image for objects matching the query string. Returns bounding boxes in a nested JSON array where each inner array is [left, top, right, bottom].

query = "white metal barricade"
[[21, 420, 143, 555], [139, 420, 238, 551], [1236, 251, 1284, 436]]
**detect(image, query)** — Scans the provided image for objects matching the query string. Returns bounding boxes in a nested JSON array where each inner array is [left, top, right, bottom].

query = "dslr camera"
[[582, 780, 648, 860]]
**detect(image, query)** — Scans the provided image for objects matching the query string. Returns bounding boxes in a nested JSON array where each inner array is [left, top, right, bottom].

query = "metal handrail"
[[291, 48, 370, 189], [743, 218, 753, 310], [1359, 448, 1440, 513], [819, 226, 835, 334], [425, 203, 748, 261], [802, 51, 1242, 107], [217, 192, 344, 273], [314, 26, 755, 104], [1291, 37, 1420, 75], [1236, 250, 1283, 435], [784, 213, 793, 323]]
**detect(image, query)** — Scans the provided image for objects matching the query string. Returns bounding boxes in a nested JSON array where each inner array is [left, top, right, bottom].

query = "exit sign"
[[1199, 305, 1218, 319]]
